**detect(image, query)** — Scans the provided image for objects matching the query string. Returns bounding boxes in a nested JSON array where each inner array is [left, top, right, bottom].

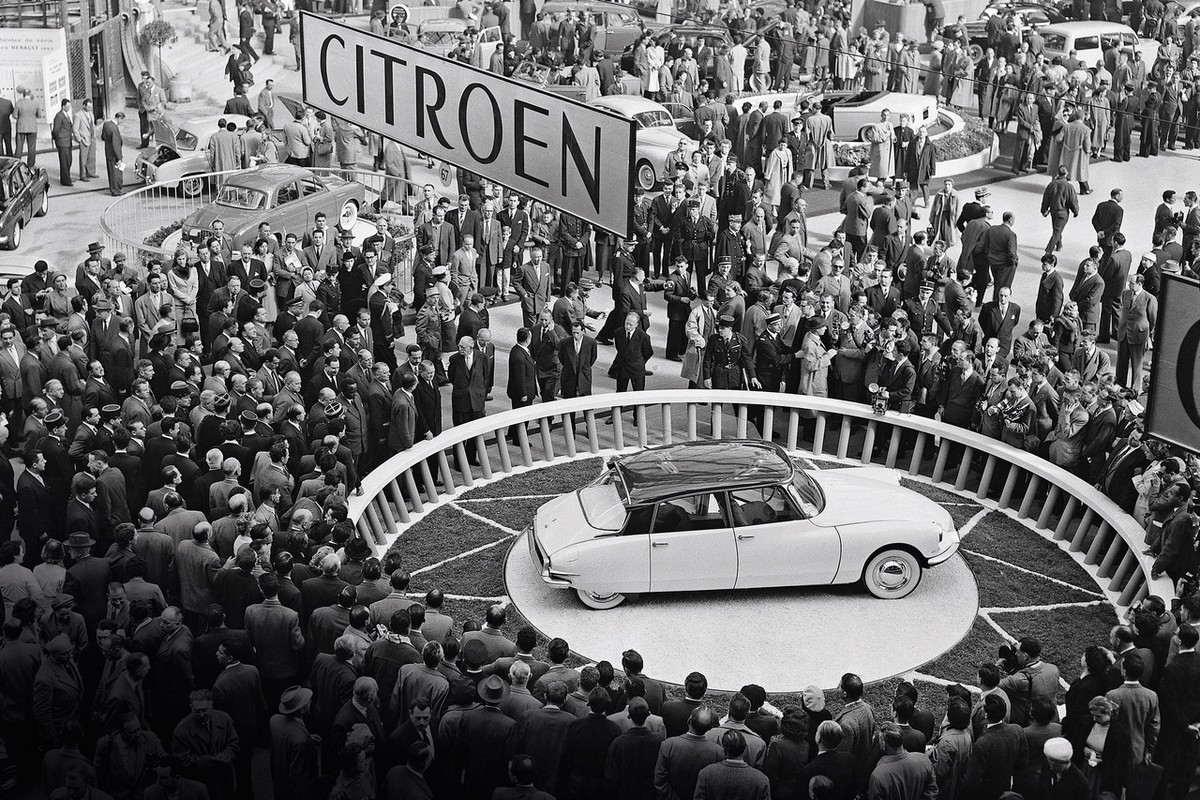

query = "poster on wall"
[[0, 28, 69, 119]]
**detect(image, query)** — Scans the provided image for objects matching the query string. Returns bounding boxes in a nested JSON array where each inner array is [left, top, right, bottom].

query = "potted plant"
[[139, 19, 178, 82]]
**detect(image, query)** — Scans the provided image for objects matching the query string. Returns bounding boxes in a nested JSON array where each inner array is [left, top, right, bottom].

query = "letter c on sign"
[[320, 34, 348, 107], [1178, 320, 1200, 429]]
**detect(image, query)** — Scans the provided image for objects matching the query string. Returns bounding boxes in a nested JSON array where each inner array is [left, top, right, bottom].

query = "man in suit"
[[1091, 187, 1124, 259], [939, 350, 985, 429], [515, 246, 553, 329], [1116, 273, 1157, 391], [417, 206, 457, 267], [506, 328, 537, 445], [1158, 624, 1200, 800], [842, 177, 873, 259], [616, 266, 650, 333], [1098, 232, 1133, 343], [1105, 652, 1160, 767], [1069, 259, 1106, 335], [1041, 166, 1079, 254], [979, 287, 1022, 358], [51, 99, 74, 187], [100, 112, 126, 197], [447, 335, 487, 431], [1036, 254, 1065, 322], [1014, 737, 1089, 800], [612, 312, 654, 393], [984, 211, 1019, 304], [557, 321, 597, 407], [961, 693, 1029, 798], [530, 309, 566, 404]]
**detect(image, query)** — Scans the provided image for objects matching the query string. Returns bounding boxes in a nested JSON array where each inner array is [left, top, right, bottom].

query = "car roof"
[[180, 114, 252, 133], [592, 94, 672, 116], [418, 17, 467, 30], [221, 164, 320, 191], [1039, 21, 1138, 36], [613, 440, 794, 504], [541, 0, 641, 14]]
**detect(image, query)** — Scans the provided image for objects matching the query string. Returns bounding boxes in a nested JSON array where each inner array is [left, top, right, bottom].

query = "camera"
[[997, 644, 1020, 675], [868, 383, 889, 416]]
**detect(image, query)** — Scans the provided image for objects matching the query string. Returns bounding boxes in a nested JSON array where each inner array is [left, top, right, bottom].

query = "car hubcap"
[[638, 165, 654, 188], [589, 591, 619, 602], [876, 559, 910, 591]]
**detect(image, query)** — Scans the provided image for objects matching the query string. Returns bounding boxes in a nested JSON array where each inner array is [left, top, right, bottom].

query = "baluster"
[[661, 405, 674, 445], [1069, 509, 1096, 552], [954, 448, 973, 491], [736, 405, 748, 438], [475, 436, 494, 480], [997, 466, 1020, 509], [687, 404, 698, 439], [636, 406, 649, 448], [861, 421, 876, 465], [539, 418, 555, 461], [364, 502, 386, 545], [712, 403, 723, 438], [1036, 486, 1061, 529], [1098, 536, 1125, 578], [378, 487, 399, 531], [1053, 496, 1079, 541], [762, 407, 774, 442], [562, 420, 578, 459], [931, 440, 949, 483], [975, 455, 997, 500], [454, 444, 475, 487], [403, 469, 424, 515], [1085, 522, 1111, 566], [516, 423, 533, 467], [885, 427, 902, 469], [418, 461, 438, 503], [436, 451, 456, 495], [1118, 570, 1145, 607], [497, 437, 514, 473], [836, 416, 851, 459], [1018, 475, 1041, 519], [613, 409, 626, 449], [789, 409, 802, 452], [907, 432, 927, 475], [586, 410, 601, 453], [387, 479, 410, 524], [1108, 549, 1137, 593], [355, 516, 373, 541]]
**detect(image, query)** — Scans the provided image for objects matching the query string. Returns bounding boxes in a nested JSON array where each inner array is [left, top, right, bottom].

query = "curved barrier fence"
[[349, 390, 1170, 609]]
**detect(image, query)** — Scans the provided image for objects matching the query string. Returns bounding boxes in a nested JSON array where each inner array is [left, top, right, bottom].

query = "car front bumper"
[[526, 523, 574, 589], [928, 526, 961, 565]]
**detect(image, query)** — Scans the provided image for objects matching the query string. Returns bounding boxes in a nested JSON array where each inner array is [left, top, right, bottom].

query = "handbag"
[[1127, 761, 1164, 800]]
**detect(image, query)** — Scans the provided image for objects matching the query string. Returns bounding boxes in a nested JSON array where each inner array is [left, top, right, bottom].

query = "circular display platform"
[[505, 538, 979, 691]]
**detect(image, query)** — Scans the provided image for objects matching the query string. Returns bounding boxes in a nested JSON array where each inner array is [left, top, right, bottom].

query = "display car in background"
[[527, 440, 960, 609], [511, 60, 588, 100], [591, 94, 698, 190], [1038, 21, 1160, 66], [819, 91, 939, 140], [963, 1, 1066, 57], [539, 1, 648, 53], [416, 17, 470, 57], [134, 114, 254, 198], [181, 164, 365, 250], [0, 157, 49, 251]]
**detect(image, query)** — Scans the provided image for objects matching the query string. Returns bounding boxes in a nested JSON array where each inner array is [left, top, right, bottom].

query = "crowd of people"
[[4, 0, 1200, 796]]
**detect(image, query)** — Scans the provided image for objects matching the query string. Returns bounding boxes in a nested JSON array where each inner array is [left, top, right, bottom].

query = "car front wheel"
[[4, 221, 21, 251], [863, 548, 921, 599], [179, 175, 206, 198], [575, 588, 627, 610], [35, 190, 48, 217], [635, 160, 657, 191]]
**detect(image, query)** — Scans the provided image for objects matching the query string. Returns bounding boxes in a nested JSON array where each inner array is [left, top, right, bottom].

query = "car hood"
[[533, 485, 624, 555], [810, 467, 948, 528], [183, 204, 255, 234]]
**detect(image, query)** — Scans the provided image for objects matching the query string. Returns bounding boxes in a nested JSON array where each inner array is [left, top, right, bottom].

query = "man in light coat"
[[73, 99, 98, 182], [13, 88, 41, 168]]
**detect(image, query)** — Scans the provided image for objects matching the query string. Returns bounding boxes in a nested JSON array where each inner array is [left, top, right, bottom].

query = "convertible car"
[[819, 91, 940, 140], [527, 440, 960, 609], [181, 164, 365, 251]]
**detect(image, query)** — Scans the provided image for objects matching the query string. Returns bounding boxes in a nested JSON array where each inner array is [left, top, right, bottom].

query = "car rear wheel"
[[857, 126, 872, 142], [340, 200, 360, 231], [863, 548, 921, 599], [4, 221, 21, 251], [635, 160, 657, 191], [575, 588, 627, 610], [967, 43, 984, 63], [35, 190, 48, 217], [179, 175, 206, 198]]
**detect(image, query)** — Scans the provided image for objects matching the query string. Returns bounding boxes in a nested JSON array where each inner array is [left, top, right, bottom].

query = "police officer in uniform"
[[677, 198, 716, 291], [596, 236, 639, 343], [704, 314, 755, 389], [751, 313, 787, 392]]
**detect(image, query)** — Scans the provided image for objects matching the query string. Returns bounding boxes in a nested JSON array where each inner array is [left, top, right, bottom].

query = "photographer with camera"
[[862, 319, 915, 414], [997, 637, 1062, 728]]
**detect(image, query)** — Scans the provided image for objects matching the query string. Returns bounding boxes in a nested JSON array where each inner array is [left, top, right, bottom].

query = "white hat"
[[1043, 737, 1073, 761], [1141, 252, 1156, 262]]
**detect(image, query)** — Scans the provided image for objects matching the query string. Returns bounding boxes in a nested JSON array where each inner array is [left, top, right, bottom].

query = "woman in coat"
[[797, 317, 833, 415], [166, 249, 198, 345], [924, 41, 944, 97], [1087, 88, 1112, 157], [1060, 111, 1092, 189], [763, 706, 810, 800], [865, 112, 896, 179], [904, 127, 937, 206], [1067, 696, 1134, 799], [763, 139, 793, 209], [995, 64, 1020, 131], [928, 178, 959, 245]]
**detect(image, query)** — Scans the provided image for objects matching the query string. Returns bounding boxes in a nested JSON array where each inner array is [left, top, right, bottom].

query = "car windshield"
[[214, 186, 268, 210], [420, 30, 461, 46], [578, 484, 627, 531], [1043, 33, 1067, 50], [791, 469, 826, 516], [633, 109, 674, 129], [175, 129, 199, 151]]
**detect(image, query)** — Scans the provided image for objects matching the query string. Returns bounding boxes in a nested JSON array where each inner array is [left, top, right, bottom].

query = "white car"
[[134, 114, 253, 197], [1038, 21, 1160, 67], [527, 440, 960, 609], [590, 95, 698, 191], [818, 91, 940, 141]]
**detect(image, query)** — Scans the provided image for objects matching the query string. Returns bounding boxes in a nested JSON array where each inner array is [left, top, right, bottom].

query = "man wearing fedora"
[[453, 674, 517, 798], [62, 526, 109, 630], [269, 685, 319, 800]]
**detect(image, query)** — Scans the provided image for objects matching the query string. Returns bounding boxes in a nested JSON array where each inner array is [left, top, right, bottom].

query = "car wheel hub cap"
[[877, 560, 910, 590]]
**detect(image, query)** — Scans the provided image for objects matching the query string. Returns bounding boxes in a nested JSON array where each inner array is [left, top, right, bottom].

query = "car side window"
[[300, 179, 323, 197], [277, 181, 300, 206], [728, 485, 804, 526], [1074, 35, 1098, 51], [14, 164, 30, 190], [650, 494, 726, 533]]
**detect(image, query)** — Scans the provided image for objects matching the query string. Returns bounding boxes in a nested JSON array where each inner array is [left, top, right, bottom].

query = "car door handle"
[[652, 541, 669, 548], [737, 534, 755, 540]]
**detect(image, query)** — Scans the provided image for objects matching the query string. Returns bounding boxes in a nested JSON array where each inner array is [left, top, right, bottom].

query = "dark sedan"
[[0, 157, 50, 251]]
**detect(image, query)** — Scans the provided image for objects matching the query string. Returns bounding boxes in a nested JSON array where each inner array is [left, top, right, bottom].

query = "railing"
[[98, 166, 428, 292], [349, 390, 1172, 609]]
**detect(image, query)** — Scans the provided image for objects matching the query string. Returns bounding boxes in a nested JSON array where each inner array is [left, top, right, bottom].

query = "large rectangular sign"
[[300, 12, 635, 236], [1145, 273, 1200, 454], [0, 28, 68, 120]]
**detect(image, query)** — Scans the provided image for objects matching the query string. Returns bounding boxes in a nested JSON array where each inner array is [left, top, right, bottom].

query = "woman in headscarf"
[[800, 686, 832, 760], [166, 248, 198, 345]]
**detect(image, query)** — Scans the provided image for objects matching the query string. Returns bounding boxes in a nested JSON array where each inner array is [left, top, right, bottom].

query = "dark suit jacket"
[[447, 352, 487, 415], [557, 335, 597, 398], [507, 345, 537, 402], [984, 224, 1019, 270], [612, 326, 653, 379], [1091, 199, 1124, 244], [617, 280, 649, 327], [940, 369, 985, 428], [1036, 271, 1064, 322], [979, 301, 1022, 355], [413, 379, 441, 439], [798, 749, 858, 800], [962, 722, 1028, 799]]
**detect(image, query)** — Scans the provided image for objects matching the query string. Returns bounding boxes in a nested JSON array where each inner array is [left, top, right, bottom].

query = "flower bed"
[[834, 115, 994, 167]]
